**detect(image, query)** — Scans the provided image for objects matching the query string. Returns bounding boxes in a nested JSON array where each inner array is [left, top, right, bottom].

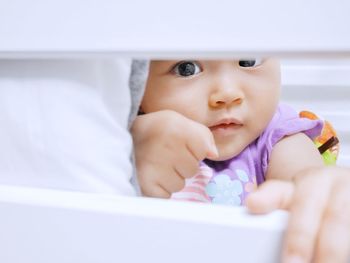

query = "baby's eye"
[[238, 59, 263, 68], [173, 61, 201, 77]]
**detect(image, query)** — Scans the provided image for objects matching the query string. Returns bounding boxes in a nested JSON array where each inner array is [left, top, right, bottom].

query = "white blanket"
[[0, 59, 135, 195]]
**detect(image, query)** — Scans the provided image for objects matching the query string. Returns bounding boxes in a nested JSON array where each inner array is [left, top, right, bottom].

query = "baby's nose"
[[209, 86, 244, 108]]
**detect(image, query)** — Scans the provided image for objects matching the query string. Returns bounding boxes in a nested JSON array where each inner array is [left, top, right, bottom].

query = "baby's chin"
[[207, 147, 241, 162]]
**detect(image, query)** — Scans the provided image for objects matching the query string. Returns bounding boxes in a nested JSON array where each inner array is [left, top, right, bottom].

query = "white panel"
[[0, 185, 288, 263], [0, 0, 349, 58]]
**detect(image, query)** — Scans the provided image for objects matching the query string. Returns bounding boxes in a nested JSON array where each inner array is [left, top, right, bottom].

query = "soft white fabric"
[[0, 59, 135, 195]]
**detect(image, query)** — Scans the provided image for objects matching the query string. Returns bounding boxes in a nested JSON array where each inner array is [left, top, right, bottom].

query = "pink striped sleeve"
[[171, 165, 212, 203]]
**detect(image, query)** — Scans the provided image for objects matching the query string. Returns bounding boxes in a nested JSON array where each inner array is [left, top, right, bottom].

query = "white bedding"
[[0, 59, 136, 195]]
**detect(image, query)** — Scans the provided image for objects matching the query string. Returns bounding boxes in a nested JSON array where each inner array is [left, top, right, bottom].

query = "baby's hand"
[[246, 166, 350, 263], [131, 110, 218, 198]]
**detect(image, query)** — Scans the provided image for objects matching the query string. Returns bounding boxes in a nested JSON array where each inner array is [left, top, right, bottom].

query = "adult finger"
[[245, 179, 294, 214], [314, 173, 350, 263], [282, 171, 333, 263]]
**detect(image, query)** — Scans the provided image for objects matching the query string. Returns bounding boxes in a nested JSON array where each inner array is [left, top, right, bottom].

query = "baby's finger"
[[185, 124, 218, 161], [313, 180, 350, 263], [245, 180, 294, 214], [140, 180, 171, 199], [138, 164, 185, 198], [282, 173, 333, 263], [174, 147, 202, 179], [158, 168, 186, 194]]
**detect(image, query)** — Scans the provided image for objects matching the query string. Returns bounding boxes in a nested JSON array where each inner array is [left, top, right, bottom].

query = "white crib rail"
[[0, 0, 349, 59], [0, 185, 288, 263]]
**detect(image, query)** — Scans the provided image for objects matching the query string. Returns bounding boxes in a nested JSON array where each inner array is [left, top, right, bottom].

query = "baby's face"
[[141, 59, 281, 161]]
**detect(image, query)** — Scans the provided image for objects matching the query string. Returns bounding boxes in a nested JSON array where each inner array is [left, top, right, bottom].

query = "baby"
[[138, 59, 323, 201], [131, 59, 350, 263]]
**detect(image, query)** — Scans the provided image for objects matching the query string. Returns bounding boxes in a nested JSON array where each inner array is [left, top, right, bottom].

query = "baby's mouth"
[[209, 118, 243, 135], [210, 123, 237, 129], [209, 118, 242, 128], [210, 123, 242, 130]]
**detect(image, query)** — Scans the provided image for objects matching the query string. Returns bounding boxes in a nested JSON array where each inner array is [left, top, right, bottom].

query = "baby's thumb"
[[206, 139, 219, 159], [245, 180, 294, 214]]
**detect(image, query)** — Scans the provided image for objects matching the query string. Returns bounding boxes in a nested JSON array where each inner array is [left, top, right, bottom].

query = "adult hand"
[[131, 110, 218, 198], [246, 166, 350, 263]]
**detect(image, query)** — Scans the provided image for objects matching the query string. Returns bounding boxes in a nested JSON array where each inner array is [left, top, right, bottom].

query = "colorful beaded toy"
[[300, 111, 340, 165]]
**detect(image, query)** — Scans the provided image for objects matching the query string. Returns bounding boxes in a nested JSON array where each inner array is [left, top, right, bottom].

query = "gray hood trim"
[[128, 60, 149, 128], [128, 60, 149, 195]]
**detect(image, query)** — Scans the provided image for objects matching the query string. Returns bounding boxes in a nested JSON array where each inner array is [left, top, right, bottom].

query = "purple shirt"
[[202, 104, 323, 206]]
